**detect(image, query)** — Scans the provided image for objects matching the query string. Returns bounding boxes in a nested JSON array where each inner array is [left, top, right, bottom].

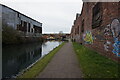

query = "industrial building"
[[71, 2, 120, 62], [1, 4, 42, 37]]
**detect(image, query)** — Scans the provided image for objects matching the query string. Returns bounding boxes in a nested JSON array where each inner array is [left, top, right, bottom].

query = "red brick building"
[[71, 2, 120, 62]]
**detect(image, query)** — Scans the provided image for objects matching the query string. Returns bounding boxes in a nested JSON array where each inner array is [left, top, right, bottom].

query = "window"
[[92, 2, 102, 29], [39, 27, 42, 33], [21, 20, 24, 27], [17, 13, 20, 17], [77, 26, 79, 34], [28, 23, 31, 32], [81, 19, 84, 33], [23, 21, 27, 32]]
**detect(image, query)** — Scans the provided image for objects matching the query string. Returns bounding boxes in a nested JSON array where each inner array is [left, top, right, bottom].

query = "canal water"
[[2, 41, 62, 78]]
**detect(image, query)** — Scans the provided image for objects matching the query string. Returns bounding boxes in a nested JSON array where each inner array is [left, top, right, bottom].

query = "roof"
[[0, 4, 42, 25]]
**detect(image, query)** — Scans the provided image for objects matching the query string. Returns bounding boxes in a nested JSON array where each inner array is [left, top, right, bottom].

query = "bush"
[[2, 24, 22, 44], [2, 24, 43, 45]]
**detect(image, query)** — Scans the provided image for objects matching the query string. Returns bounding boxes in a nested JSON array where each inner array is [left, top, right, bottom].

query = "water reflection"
[[42, 41, 62, 55], [2, 41, 61, 78], [2, 42, 42, 78]]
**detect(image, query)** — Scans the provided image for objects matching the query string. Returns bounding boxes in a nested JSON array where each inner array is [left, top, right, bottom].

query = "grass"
[[73, 42, 120, 78], [18, 42, 65, 78]]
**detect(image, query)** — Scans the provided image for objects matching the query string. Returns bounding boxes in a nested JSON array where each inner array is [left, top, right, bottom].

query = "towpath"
[[37, 42, 82, 78]]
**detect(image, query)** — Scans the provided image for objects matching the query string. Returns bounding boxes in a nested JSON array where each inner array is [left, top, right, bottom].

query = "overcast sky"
[[0, 0, 83, 34]]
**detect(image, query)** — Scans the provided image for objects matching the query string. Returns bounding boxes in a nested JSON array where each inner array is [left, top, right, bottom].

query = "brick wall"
[[71, 2, 120, 62]]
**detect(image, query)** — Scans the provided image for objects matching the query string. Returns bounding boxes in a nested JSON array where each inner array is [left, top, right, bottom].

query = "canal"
[[2, 41, 62, 78]]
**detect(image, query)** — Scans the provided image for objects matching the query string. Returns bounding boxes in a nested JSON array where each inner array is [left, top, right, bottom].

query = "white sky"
[[0, 0, 83, 34]]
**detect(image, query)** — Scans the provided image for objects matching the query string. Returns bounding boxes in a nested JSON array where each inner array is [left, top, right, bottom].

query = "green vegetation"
[[18, 42, 65, 78], [2, 24, 43, 45], [2, 24, 22, 44], [73, 42, 120, 78]]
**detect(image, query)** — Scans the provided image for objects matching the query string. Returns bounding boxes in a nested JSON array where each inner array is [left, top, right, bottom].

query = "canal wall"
[[71, 2, 120, 62]]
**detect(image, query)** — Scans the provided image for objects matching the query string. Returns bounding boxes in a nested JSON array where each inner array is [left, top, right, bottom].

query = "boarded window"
[[92, 2, 102, 29]]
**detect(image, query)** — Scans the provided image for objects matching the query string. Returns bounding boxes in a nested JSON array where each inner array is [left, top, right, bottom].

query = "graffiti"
[[83, 31, 93, 44], [112, 38, 120, 56], [111, 19, 120, 38], [104, 41, 111, 51], [111, 19, 120, 57], [104, 24, 111, 36], [103, 24, 112, 51], [103, 19, 120, 57], [95, 32, 105, 41]]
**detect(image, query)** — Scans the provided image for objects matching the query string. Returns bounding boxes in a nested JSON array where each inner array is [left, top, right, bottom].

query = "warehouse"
[[1, 4, 42, 37]]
